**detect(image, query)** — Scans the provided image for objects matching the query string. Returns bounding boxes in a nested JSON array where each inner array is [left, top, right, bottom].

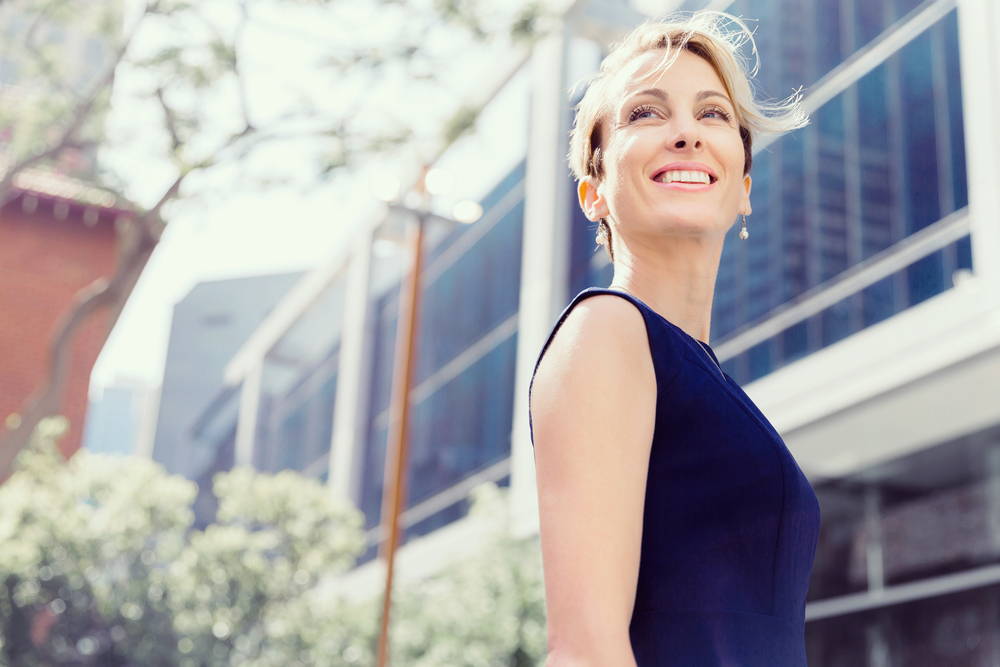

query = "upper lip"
[[651, 162, 718, 183]]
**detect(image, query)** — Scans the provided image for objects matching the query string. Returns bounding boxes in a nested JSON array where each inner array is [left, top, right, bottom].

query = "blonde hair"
[[568, 11, 808, 183]]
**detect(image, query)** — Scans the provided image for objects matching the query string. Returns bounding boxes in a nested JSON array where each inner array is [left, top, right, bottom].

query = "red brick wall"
[[0, 193, 118, 459]]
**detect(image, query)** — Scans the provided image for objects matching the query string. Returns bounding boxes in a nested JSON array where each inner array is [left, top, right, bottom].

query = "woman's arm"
[[531, 295, 657, 667]]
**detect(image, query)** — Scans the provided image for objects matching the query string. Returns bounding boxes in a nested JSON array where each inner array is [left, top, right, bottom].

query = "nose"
[[666, 115, 703, 151]]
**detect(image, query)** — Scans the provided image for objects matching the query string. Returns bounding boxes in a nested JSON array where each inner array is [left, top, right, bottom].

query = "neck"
[[609, 233, 724, 343]]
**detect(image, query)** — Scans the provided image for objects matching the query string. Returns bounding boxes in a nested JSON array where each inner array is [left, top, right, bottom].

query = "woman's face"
[[582, 49, 751, 242]]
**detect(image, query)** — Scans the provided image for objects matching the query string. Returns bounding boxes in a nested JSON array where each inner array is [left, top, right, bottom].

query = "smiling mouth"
[[653, 170, 716, 185]]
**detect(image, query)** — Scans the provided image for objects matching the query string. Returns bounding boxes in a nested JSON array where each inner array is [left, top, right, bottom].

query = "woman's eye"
[[701, 106, 733, 122], [628, 105, 659, 123]]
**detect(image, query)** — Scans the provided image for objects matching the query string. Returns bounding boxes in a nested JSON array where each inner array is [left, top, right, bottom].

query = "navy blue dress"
[[530, 288, 821, 666]]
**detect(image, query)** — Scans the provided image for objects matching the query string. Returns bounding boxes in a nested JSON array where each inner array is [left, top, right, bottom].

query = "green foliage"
[[0, 0, 552, 205], [442, 104, 480, 146], [0, 0, 122, 178], [0, 419, 369, 667], [392, 484, 547, 667], [0, 420, 547, 667]]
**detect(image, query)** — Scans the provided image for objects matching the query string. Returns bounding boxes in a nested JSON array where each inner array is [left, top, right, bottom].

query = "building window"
[[714, 4, 969, 383], [356, 162, 525, 560], [805, 424, 1000, 666], [253, 274, 348, 476]]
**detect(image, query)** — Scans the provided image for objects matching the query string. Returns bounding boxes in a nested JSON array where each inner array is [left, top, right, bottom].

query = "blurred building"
[[0, 175, 130, 459], [184, 0, 998, 663], [150, 273, 302, 526], [81, 378, 159, 458], [0, 2, 127, 459]]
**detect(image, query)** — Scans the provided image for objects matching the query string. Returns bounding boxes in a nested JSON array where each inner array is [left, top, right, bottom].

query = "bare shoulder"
[[533, 294, 653, 399], [531, 294, 656, 455]]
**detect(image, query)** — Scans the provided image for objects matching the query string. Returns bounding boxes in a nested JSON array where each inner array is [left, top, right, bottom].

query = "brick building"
[[0, 169, 130, 459]]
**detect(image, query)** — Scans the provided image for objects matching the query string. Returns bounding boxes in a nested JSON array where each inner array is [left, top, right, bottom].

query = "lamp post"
[[374, 168, 479, 667], [375, 199, 423, 667]]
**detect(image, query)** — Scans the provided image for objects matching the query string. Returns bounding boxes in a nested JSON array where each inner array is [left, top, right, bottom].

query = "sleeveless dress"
[[529, 288, 821, 666]]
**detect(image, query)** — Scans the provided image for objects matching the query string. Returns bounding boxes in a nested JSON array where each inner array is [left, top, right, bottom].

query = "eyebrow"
[[626, 88, 667, 104], [697, 90, 733, 104]]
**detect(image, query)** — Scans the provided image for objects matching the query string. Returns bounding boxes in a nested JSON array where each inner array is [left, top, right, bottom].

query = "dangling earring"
[[739, 214, 749, 240], [595, 218, 614, 262], [595, 218, 609, 248]]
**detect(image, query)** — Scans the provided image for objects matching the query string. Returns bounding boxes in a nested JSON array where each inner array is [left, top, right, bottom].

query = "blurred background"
[[1, 0, 999, 664]]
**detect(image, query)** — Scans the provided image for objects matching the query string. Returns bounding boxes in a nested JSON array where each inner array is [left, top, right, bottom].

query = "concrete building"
[[150, 273, 302, 525], [206, 0, 1000, 663]]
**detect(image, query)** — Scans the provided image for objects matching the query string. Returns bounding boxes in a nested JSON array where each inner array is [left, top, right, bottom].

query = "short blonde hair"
[[568, 11, 808, 183]]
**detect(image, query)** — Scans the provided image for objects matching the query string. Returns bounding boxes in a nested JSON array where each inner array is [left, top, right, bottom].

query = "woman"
[[530, 12, 820, 667]]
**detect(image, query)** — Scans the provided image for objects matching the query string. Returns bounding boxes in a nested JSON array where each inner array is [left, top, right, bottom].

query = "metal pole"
[[376, 210, 425, 667]]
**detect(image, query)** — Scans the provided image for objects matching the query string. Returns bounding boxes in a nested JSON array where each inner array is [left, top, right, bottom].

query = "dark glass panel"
[[809, 424, 1000, 598], [273, 373, 336, 473], [720, 236, 970, 386], [359, 290, 399, 531], [855, 0, 887, 46], [707, 11, 968, 384], [942, 11, 968, 212], [898, 32, 941, 234], [888, 587, 995, 666], [417, 194, 523, 384], [807, 484, 868, 602], [747, 340, 773, 383], [956, 237, 972, 271], [820, 299, 852, 347], [405, 476, 510, 542], [407, 335, 517, 506], [807, 589, 1000, 667], [358, 162, 524, 536], [805, 611, 871, 667], [861, 275, 896, 327], [781, 320, 810, 365], [907, 248, 946, 307], [895, 0, 927, 21]]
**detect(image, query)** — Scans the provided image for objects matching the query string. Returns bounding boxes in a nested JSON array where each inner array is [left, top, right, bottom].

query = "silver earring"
[[739, 214, 749, 240]]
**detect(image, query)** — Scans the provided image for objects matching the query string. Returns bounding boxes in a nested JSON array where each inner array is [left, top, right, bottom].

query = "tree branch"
[[235, 1, 253, 130], [0, 2, 146, 206], [155, 87, 183, 152]]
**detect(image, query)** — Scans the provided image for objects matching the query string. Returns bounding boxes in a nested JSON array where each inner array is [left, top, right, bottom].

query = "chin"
[[651, 213, 727, 239]]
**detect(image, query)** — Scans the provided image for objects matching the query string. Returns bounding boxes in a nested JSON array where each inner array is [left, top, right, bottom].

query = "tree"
[[0, 0, 547, 478], [0, 417, 372, 666], [0, 421, 548, 666], [391, 484, 547, 667]]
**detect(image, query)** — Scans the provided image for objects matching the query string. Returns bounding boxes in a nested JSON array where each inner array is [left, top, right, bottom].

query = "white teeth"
[[657, 170, 711, 184]]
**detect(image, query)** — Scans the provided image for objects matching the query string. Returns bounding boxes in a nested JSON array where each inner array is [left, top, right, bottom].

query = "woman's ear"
[[739, 174, 753, 216], [579, 179, 609, 221]]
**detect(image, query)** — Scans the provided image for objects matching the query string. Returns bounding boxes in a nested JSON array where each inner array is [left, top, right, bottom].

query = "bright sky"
[[91, 0, 544, 392]]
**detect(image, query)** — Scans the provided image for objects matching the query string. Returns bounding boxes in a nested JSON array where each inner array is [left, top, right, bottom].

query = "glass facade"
[[715, 3, 970, 383], [357, 161, 525, 560], [805, 425, 1000, 666], [253, 273, 348, 478], [569, 0, 971, 385]]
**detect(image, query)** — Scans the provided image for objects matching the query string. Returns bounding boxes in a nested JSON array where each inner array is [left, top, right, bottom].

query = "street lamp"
[[372, 168, 477, 667]]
